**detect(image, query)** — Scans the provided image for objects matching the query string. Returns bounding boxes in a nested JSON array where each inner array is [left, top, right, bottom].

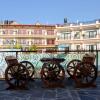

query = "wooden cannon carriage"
[[40, 58, 65, 88], [5, 56, 35, 89], [66, 53, 97, 88]]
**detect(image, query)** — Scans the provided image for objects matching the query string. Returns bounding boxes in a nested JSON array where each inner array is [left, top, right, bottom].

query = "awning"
[[58, 44, 69, 48]]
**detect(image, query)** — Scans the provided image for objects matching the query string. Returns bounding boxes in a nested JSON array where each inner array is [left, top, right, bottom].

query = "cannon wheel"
[[5, 64, 29, 88], [41, 62, 65, 84], [74, 62, 97, 86], [66, 59, 81, 77], [20, 61, 35, 79]]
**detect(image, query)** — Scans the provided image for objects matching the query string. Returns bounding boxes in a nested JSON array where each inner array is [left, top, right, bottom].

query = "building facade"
[[0, 19, 100, 51], [55, 20, 100, 50], [0, 21, 56, 49]]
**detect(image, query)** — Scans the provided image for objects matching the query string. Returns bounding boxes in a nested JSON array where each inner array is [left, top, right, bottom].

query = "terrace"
[[0, 50, 99, 100]]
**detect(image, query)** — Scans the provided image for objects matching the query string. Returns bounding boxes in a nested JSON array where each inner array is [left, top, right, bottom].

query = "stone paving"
[[0, 78, 100, 100]]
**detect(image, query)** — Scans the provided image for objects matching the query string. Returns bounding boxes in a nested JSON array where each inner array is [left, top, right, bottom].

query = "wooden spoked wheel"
[[41, 62, 65, 84], [20, 61, 35, 79], [74, 62, 97, 86], [5, 64, 29, 88], [67, 59, 81, 77]]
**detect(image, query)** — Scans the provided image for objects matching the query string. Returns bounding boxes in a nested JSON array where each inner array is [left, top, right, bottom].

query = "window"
[[47, 39, 55, 44], [59, 32, 71, 39], [89, 31, 97, 38], [3, 39, 16, 45], [31, 30, 34, 34], [34, 39, 42, 44], [34, 29, 42, 34], [76, 45, 80, 50], [85, 45, 97, 50], [83, 30, 97, 39], [19, 30, 27, 35], [47, 30, 54, 35], [20, 39, 26, 44], [3, 39, 10, 44], [65, 47, 69, 51], [64, 33, 71, 39], [27, 30, 32, 35], [60, 34, 65, 39], [89, 45, 94, 50], [74, 32, 80, 39], [0, 30, 5, 34], [13, 30, 18, 35]]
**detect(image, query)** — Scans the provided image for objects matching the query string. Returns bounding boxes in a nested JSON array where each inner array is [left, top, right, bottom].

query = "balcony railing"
[[56, 38, 100, 44], [0, 34, 57, 39]]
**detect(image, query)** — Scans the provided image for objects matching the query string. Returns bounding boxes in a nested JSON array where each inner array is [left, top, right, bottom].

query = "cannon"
[[66, 53, 97, 88], [40, 58, 65, 88], [5, 56, 35, 89]]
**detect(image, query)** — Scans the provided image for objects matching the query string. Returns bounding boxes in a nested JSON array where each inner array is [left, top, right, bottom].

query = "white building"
[[55, 19, 100, 50]]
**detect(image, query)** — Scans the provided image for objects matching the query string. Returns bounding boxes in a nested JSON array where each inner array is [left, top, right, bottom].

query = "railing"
[[56, 19, 100, 27], [71, 19, 100, 25], [0, 50, 99, 78]]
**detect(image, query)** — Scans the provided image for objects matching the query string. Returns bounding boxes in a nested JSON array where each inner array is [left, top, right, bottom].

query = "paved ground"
[[0, 78, 100, 100]]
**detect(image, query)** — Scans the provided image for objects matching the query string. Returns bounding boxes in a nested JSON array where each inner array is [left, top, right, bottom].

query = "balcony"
[[56, 37, 100, 44], [57, 21, 100, 31], [0, 44, 55, 49], [0, 34, 57, 39]]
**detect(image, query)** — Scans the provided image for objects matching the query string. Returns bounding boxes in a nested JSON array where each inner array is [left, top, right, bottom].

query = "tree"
[[29, 45, 37, 51], [14, 43, 22, 49]]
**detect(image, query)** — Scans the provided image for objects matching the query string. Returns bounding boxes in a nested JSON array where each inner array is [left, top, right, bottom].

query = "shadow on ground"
[[0, 77, 100, 100]]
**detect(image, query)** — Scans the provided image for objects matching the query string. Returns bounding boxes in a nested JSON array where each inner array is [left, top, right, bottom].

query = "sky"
[[0, 0, 99, 24]]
